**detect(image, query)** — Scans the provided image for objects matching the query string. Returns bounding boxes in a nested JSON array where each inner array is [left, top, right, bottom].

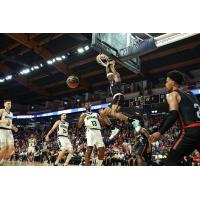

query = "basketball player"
[[27, 134, 37, 162], [149, 70, 200, 165], [77, 103, 105, 166], [96, 54, 135, 139], [45, 113, 73, 166], [41, 140, 49, 163], [0, 100, 18, 164], [132, 119, 152, 166]]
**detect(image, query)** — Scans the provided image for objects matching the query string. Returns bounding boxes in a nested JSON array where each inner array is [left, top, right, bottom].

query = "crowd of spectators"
[[11, 115, 200, 166]]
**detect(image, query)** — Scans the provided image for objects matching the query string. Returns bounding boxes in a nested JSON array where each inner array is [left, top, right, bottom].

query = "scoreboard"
[[130, 94, 167, 106]]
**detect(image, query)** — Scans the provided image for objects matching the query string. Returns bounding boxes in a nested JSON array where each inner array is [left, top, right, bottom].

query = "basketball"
[[66, 75, 79, 88]]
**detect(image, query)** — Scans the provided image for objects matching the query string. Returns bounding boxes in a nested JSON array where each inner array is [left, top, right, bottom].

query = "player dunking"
[[96, 54, 138, 139], [45, 113, 73, 166], [149, 70, 200, 165], [0, 100, 18, 164], [78, 103, 105, 166]]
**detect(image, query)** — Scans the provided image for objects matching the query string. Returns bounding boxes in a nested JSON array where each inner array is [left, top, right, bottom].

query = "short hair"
[[4, 99, 11, 103], [167, 70, 185, 85]]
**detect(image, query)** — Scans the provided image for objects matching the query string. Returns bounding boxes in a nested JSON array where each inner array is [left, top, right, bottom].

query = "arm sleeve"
[[159, 110, 179, 135]]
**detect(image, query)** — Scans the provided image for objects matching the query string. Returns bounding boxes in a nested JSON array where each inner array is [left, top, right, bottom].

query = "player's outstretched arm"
[[77, 113, 87, 129], [45, 120, 60, 141], [149, 91, 180, 143], [109, 61, 121, 82]]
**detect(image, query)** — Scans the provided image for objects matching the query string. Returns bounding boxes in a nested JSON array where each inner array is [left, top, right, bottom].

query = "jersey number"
[[194, 103, 200, 119], [91, 121, 97, 126], [63, 129, 67, 133]]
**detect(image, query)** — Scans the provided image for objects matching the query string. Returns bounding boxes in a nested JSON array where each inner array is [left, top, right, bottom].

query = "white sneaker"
[[109, 128, 120, 140], [132, 119, 141, 133]]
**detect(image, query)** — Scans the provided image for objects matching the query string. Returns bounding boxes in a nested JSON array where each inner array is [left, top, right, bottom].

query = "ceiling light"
[[20, 68, 30, 75], [34, 66, 39, 70], [5, 75, 12, 80], [52, 58, 56, 63], [78, 48, 84, 54], [47, 60, 53, 65], [40, 63, 43, 67], [84, 45, 89, 51], [0, 79, 5, 83], [56, 57, 62, 61], [61, 55, 66, 59]]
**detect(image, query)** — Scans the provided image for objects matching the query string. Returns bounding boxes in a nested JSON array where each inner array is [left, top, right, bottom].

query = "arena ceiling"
[[0, 33, 200, 105]]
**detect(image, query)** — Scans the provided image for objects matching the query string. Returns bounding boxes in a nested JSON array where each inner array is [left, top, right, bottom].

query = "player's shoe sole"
[[109, 128, 120, 140]]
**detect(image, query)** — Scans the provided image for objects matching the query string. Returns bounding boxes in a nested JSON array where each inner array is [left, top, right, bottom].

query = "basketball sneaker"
[[109, 127, 120, 140], [132, 119, 141, 133]]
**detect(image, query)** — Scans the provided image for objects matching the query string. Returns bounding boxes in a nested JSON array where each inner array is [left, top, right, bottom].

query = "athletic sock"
[[55, 159, 59, 165], [64, 154, 73, 166], [97, 159, 103, 166]]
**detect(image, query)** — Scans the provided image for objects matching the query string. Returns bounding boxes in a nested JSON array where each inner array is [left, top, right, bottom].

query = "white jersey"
[[43, 142, 48, 151], [57, 120, 69, 137], [28, 138, 36, 147], [84, 112, 101, 130], [0, 109, 13, 129]]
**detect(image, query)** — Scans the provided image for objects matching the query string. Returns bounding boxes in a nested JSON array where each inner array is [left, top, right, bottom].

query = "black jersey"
[[110, 80, 122, 97], [176, 89, 200, 126]]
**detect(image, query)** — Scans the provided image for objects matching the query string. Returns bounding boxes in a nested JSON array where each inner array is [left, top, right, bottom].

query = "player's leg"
[[195, 128, 200, 153], [3, 131, 15, 161], [55, 150, 66, 166], [85, 129, 95, 166], [55, 137, 67, 166], [99, 107, 120, 140], [27, 148, 31, 162], [32, 148, 36, 162], [28, 148, 33, 162], [96, 130, 105, 166], [110, 104, 129, 121], [64, 139, 74, 166], [99, 107, 112, 126], [0, 131, 7, 165], [165, 129, 197, 166], [85, 146, 93, 166], [132, 138, 147, 166]]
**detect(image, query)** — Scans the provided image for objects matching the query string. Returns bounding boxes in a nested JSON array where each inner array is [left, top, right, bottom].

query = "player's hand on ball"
[[96, 54, 109, 67], [149, 132, 161, 143], [100, 53, 109, 60]]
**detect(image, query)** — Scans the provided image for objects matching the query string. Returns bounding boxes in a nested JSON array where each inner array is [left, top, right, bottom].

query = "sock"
[[55, 159, 59, 165], [0, 159, 5, 164], [97, 159, 103, 166], [64, 154, 73, 166]]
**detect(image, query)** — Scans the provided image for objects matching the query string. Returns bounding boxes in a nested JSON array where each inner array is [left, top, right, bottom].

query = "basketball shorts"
[[165, 126, 200, 166], [112, 94, 124, 107], [57, 136, 73, 151], [0, 129, 14, 149], [86, 129, 105, 148]]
